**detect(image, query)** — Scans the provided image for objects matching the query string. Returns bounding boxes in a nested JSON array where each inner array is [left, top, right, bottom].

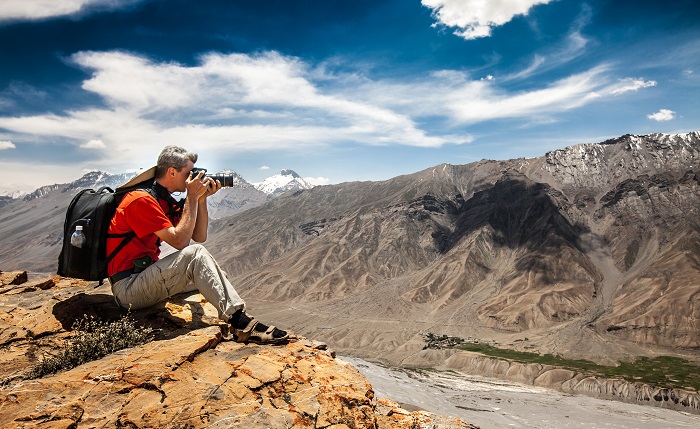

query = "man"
[[107, 145, 288, 344]]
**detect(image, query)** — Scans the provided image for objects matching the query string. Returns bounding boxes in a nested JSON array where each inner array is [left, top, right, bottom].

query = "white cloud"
[[647, 109, 675, 121], [0, 0, 141, 22], [501, 4, 592, 81], [442, 67, 607, 123], [0, 140, 16, 150], [67, 50, 457, 148], [259, 165, 270, 170], [505, 55, 545, 81], [422, 0, 554, 40], [0, 49, 660, 183], [356, 64, 649, 126], [81, 139, 107, 149], [304, 177, 330, 186], [609, 77, 656, 95]]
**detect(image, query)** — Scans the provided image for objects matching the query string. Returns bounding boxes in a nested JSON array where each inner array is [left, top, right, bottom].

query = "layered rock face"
[[0, 272, 475, 429]]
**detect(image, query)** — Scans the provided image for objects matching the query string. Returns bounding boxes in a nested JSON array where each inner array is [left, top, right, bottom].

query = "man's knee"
[[182, 243, 207, 256], [181, 243, 214, 262]]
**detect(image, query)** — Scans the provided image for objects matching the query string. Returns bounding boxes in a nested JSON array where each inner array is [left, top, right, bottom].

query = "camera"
[[190, 167, 236, 187]]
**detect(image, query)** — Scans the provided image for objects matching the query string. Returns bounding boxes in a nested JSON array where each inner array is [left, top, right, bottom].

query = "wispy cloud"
[[422, 0, 554, 40], [442, 67, 608, 123], [0, 140, 16, 150], [259, 165, 270, 170], [0, 0, 143, 22], [502, 4, 592, 81], [64, 50, 462, 148], [0, 50, 658, 172], [610, 77, 657, 95], [647, 109, 675, 121], [355, 64, 654, 126]]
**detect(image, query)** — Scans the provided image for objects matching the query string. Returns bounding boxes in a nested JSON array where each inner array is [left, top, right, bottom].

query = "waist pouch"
[[133, 255, 154, 274]]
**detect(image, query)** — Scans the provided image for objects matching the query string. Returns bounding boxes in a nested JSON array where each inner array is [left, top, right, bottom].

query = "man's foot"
[[229, 310, 289, 344]]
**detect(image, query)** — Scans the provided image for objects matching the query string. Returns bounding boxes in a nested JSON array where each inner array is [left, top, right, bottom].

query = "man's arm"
[[154, 197, 198, 250], [154, 172, 209, 250], [191, 178, 221, 243], [192, 199, 209, 242]]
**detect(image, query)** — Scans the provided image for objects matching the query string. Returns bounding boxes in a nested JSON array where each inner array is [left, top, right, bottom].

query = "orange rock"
[[0, 270, 27, 286], [0, 274, 477, 429]]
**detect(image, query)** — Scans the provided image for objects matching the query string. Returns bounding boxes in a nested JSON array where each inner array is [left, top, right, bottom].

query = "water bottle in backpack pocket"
[[71, 224, 87, 247], [67, 219, 92, 274]]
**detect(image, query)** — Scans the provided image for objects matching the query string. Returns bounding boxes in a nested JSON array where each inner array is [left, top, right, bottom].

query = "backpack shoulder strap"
[[106, 179, 182, 255], [103, 180, 157, 271]]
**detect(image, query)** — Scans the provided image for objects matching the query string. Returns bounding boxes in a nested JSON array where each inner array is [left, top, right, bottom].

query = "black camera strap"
[[121, 180, 185, 249], [152, 181, 185, 223]]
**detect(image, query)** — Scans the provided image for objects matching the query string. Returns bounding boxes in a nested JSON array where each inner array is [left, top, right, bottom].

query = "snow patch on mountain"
[[0, 182, 36, 198], [254, 169, 315, 195], [0, 189, 28, 199], [64, 171, 132, 192], [21, 171, 133, 201]]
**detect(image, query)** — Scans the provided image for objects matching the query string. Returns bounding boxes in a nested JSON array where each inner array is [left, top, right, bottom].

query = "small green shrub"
[[28, 314, 154, 379], [422, 332, 464, 349]]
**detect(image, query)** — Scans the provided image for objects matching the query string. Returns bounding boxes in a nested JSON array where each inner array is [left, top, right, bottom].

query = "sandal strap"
[[249, 325, 288, 344], [233, 318, 258, 342]]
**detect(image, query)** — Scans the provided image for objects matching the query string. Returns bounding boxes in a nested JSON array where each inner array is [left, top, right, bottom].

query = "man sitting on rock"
[[106, 145, 288, 344]]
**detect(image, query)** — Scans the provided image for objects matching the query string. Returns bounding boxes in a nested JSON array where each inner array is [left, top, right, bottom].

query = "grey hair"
[[155, 145, 198, 178]]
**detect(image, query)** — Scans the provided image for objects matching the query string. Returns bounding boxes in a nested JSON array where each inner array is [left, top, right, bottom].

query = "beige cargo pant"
[[110, 243, 245, 321]]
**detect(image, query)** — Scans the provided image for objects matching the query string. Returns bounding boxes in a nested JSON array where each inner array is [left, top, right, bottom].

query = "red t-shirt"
[[106, 190, 174, 276]]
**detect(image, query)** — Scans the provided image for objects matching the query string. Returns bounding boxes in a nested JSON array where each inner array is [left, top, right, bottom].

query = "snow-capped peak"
[[279, 169, 300, 178], [0, 187, 28, 199], [64, 170, 133, 193], [254, 169, 314, 195]]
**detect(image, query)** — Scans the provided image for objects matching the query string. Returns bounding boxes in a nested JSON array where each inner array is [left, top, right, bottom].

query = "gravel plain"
[[342, 356, 700, 429]]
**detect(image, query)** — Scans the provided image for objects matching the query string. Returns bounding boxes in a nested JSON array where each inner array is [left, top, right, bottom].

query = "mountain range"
[[199, 131, 700, 367], [0, 168, 314, 272], [0, 168, 314, 200], [207, 169, 316, 219], [1, 132, 699, 370]]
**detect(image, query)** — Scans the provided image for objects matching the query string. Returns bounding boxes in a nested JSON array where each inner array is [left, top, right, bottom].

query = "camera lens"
[[206, 173, 235, 187], [190, 167, 235, 187]]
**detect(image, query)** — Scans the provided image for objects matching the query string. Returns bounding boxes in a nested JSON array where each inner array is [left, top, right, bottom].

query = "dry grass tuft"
[[28, 314, 153, 379]]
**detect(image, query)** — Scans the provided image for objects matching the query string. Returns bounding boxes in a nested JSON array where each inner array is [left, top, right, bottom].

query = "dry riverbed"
[[342, 357, 700, 429]]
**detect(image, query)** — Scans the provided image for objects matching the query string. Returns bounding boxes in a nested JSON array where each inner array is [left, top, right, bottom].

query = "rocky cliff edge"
[[0, 270, 477, 429]]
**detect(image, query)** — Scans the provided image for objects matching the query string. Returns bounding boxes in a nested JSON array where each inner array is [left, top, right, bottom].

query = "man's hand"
[[186, 170, 209, 200], [201, 177, 222, 199]]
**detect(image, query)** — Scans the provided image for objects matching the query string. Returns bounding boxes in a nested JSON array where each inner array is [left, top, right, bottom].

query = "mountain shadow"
[[447, 174, 586, 255], [400, 174, 599, 330]]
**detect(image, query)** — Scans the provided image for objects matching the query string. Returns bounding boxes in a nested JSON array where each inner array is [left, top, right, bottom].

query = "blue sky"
[[0, 0, 698, 193]]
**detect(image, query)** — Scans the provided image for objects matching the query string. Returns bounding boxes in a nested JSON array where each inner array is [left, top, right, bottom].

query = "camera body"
[[190, 167, 236, 187]]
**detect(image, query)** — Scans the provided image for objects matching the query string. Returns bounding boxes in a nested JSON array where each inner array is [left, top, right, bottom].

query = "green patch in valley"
[[423, 333, 700, 392]]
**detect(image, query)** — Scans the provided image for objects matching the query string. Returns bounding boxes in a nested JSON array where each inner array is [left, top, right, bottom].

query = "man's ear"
[[168, 166, 177, 178]]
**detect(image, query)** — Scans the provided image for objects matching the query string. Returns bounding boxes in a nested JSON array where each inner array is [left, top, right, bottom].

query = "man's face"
[[171, 160, 194, 192]]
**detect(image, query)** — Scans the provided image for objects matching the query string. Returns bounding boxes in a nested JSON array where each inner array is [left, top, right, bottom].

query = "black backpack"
[[57, 181, 158, 283]]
